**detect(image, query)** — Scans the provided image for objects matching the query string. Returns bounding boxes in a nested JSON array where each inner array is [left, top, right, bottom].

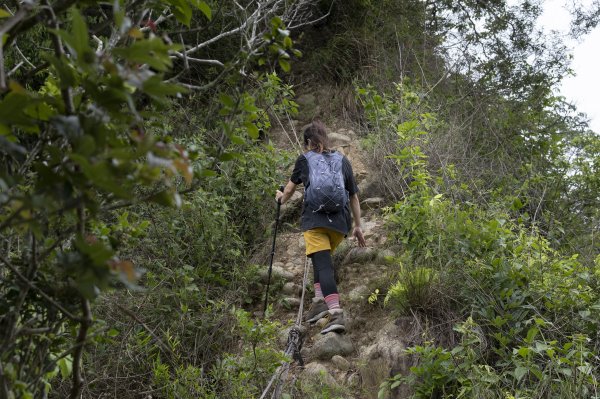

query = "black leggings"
[[311, 250, 338, 297]]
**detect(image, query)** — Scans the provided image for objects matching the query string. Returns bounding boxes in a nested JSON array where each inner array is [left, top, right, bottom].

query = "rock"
[[259, 265, 294, 283], [286, 246, 297, 257], [331, 355, 351, 371], [282, 297, 301, 309], [349, 285, 370, 302], [282, 282, 301, 296], [281, 191, 303, 222], [298, 236, 305, 249], [328, 132, 352, 148], [361, 197, 384, 210], [358, 178, 384, 199], [361, 220, 380, 240], [311, 332, 354, 360], [302, 362, 337, 386], [342, 247, 378, 265], [358, 320, 413, 398]]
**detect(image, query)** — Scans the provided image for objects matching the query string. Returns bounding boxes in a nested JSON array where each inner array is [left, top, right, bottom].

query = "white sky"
[[538, 0, 600, 133]]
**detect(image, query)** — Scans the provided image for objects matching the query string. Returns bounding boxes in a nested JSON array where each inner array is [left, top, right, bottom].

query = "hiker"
[[276, 121, 366, 334]]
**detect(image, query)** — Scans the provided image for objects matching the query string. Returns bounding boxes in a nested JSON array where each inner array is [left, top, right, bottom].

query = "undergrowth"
[[357, 84, 600, 398]]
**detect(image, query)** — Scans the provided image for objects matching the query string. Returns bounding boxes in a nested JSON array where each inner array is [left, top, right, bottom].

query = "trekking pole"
[[263, 185, 285, 315]]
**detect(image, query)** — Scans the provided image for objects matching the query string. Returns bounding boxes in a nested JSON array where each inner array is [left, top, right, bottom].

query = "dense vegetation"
[[0, 0, 598, 398]]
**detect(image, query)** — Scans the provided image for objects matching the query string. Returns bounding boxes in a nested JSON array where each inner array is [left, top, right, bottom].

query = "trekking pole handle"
[[277, 185, 285, 205]]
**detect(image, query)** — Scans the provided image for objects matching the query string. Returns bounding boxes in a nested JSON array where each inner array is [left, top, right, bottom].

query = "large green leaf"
[[113, 38, 177, 72]]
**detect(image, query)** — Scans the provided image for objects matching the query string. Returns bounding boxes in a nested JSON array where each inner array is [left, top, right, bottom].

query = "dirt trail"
[[265, 123, 414, 398]]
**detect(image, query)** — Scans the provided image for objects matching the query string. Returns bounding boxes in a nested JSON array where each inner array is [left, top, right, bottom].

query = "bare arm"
[[349, 193, 366, 247], [275, 180, 297, 204]]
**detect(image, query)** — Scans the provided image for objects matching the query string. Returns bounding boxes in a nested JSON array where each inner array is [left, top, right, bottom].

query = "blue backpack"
[[304, 151, 348, 214]]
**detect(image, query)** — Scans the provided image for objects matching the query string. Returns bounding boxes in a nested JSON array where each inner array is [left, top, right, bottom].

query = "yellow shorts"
[[304, 228, 345, 256]]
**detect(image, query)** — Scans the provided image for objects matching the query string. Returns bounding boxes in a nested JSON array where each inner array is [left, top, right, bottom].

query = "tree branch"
[[0, 254, 81, 321], [45, 0, 75, 115], [0, 1, 34, 91], [69, 298, 91, 399]]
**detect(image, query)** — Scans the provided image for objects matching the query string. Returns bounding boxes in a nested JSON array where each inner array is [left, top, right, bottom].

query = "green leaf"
[[0, 9, 11, 18], [0, 92, 36, 127], [220, 152, 242, 161], [167, 0, 192, 26], [514, 366, 528, 382], [245, 122, 259, 139], [71, 9, 91, 55], [45, 54, 77, 88], [113, 38, 175, 72], [219, 93, 235, 107], [58, 357, 73, 379], [517, 347, 530, 358], [278, 58, 291, 72], [142, 75, 188, 100], [194, 0, 212, 20], [107, 328, 120, 337], [148, 190, 181, 208], [69, 154, 131, 198]]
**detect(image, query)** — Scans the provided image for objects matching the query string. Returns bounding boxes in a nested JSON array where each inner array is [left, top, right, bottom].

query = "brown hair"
[[302, 121, 329, 153]]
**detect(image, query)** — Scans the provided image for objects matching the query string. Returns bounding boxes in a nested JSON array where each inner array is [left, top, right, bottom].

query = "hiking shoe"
[[304, 299, 329, 323], [320, 311, 346, 334]]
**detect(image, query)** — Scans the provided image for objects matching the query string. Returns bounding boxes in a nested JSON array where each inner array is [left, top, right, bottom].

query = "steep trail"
[[263, 123, 414, 398]]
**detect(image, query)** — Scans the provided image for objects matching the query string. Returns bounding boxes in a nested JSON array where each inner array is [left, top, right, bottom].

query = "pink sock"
[[324, 293, 340, 310], [314, 283, 324, 299]]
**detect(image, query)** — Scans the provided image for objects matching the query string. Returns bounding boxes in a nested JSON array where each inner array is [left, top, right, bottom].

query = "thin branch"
[[44, 0, 74, 114], [69, 202, 91, 399], [178, 34, 189, 70], [14, 44, 35, 68], [172, 52, 224, 67], [288, 1, 333, 30], [115, 303, 177, 363], [92, 35, 103, 54], [140, 10, 173, 32], [0, 254, 81, 321], [69, 298, 91, 399], [0, 1, 34, 91], [6, 0, 76, 45], [6, 61, 23, 77], [16, 327, 53, 335]]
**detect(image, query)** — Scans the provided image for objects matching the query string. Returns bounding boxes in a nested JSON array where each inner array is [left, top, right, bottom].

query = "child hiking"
[[276, 121, 366, 334]]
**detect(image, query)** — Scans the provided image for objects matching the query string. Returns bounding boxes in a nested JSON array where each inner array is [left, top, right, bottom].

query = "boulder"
[[328, 132, 352, 148], [348, 285, 370, 302], [282, 297, 301, 309], [358, 319, 414, 398], [302, 362, 337, 386], [259, 265, 294, 283], [311, 332, 354, 360], [342, 247, 378, 265], [331, 355, 351, 371], [358, 178, 384, 199], [282, 282, 301, 296]]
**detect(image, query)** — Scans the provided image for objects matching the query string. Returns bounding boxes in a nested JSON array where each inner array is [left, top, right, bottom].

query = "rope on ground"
[[259, 256, 309, 399]]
